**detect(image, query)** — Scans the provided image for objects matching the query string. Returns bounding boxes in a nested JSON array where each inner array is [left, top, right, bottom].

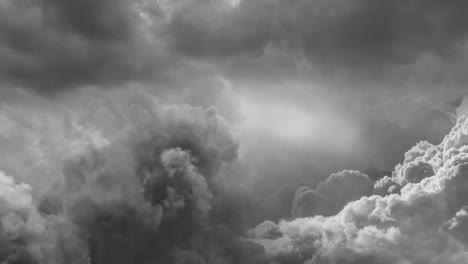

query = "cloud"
[[456, 96, 468, 117], [291, 186, 335, 218], [315, 170, 373, 209], [165, 0, 274, 58], [226, 85, 458, 225], [0, 88, 272, 264], [0, 170, 89, 263], [1, 1, 468, 263], [291, 170, 373, 219], [282, 0, 468, 70], [375, 97, 453, 143], [445, 206, 468, 245], [2, 0, 468, 100], [162, 0, 468, 99], [164, 0, 468, 64], [250, 116, 468, 263], [0, 0, 171, 94]]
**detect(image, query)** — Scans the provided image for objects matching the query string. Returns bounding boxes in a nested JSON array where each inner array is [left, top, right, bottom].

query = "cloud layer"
[[2, 0, 468, 100]]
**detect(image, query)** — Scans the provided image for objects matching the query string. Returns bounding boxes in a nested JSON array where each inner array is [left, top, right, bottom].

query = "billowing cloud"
[[445, 206, 468, 247], [0, 170, 88, 263], [291, 186, 335, 218], [292, 171, 373, 218], [0, 88, 271, 264], [250, 116, 468, 263], [315, 170, 373, 209]]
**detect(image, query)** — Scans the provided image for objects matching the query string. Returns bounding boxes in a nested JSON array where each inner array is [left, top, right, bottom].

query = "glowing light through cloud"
[[236, 89, 359, 152], [239, 95, 315, 143]]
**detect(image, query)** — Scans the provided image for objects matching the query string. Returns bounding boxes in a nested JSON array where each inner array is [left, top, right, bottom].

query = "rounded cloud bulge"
[[250, 116, 468, 264]]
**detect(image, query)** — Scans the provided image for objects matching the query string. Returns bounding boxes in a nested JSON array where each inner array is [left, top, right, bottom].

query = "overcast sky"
[[1, 1, 468, 263]]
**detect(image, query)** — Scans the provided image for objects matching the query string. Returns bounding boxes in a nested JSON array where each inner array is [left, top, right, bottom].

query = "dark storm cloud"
[[3, 0, 468, 96], [0, 89, 268, 263], [163, 0, 468, 90], [285, 0, 468, 70], [0, 0, 171, 94], [165, 0, 274, 58], [1, 1, 468, 263], [165, 0, 468, 59], [45, 0, 135, 41]]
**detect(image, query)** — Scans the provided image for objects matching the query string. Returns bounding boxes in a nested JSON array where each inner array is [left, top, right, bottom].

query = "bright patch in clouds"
[[239, 96, 315, 143], [228, 0, 242, 7], [236, 91, 358, 150]]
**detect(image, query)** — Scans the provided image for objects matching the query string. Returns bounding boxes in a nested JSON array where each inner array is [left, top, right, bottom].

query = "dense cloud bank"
[[0, 89, 267, 264], [2, 0, 468, 98], [250, 116, 468, 264], [0, 0, 172, 93]]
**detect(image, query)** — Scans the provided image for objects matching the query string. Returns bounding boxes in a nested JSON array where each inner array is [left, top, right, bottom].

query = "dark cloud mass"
[[1, 0, 468, 264], [0, 89, 265, 263], [1, 0, 468, 96], [0, 0, 167, 93]]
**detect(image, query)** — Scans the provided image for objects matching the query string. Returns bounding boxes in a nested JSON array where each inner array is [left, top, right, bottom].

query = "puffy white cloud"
[[251, 116, 468, 263]]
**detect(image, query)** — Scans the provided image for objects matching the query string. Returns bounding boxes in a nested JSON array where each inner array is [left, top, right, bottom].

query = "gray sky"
[[1, 1, 468, 263]]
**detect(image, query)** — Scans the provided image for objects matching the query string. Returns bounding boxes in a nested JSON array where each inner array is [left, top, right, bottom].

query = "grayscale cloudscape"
[[1, 0, 468, 263]]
